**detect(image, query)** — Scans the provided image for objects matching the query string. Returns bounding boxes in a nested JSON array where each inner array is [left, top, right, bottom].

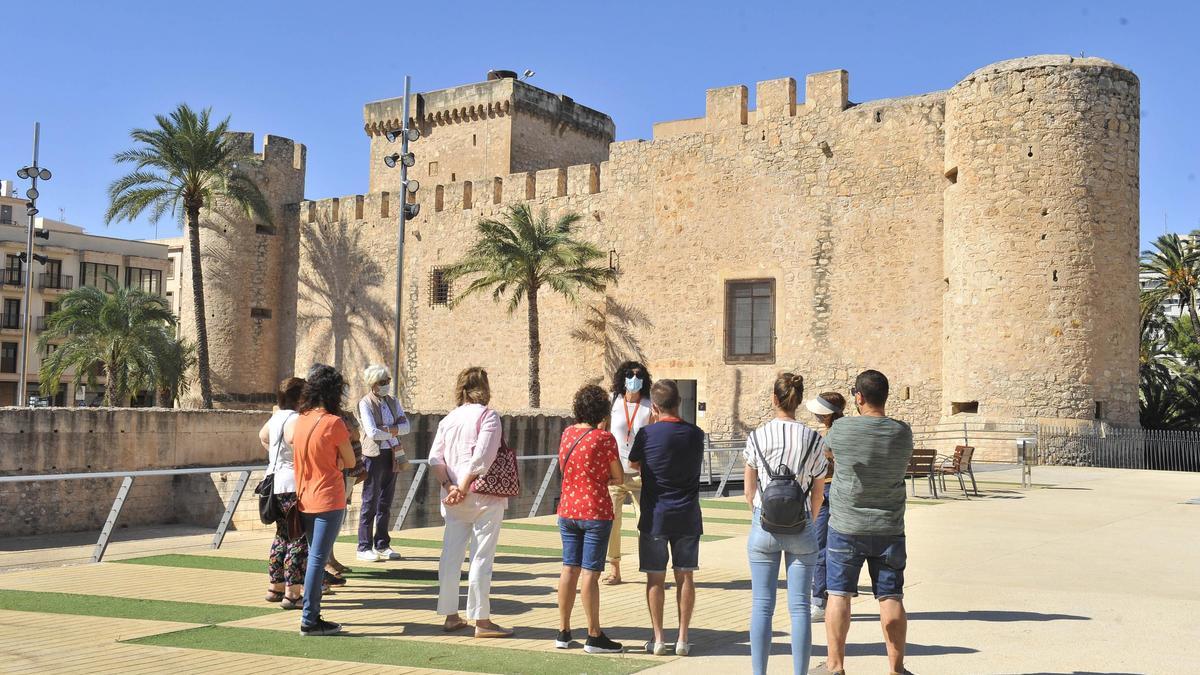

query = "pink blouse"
[[428, 403, 506, 505]]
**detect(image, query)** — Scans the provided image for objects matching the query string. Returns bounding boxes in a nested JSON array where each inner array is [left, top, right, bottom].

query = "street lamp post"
[[383, 76, 421, 399], [15, 123, 52, 407]]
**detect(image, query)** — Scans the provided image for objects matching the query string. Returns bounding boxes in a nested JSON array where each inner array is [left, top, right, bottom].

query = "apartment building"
[[0, 180, 171, 406]]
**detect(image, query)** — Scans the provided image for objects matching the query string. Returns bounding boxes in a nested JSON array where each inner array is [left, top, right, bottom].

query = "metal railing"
[[38, 273, 73, 290], [1038, 425, 1200, 472], [0, 447, 753, 564], [0, 465, 259, 563], [0, 269, 24, 286]]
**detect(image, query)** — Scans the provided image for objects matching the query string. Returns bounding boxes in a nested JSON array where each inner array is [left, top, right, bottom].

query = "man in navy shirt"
[[628, 379, 705, 656]]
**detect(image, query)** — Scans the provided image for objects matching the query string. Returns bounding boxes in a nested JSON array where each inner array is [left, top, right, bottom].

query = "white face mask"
[[625, 376, 643, 394]]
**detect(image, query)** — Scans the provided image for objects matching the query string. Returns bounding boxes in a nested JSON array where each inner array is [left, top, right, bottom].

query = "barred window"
[[724, 279, 775, 363], [250, 307, 272, 319], [429, 267, 452, 307]]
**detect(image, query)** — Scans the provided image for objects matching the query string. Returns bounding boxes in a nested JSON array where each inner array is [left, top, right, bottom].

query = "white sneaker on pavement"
[[811, 605, 825, 622], [356, 550, 383, 562], [374, 548, 402, 561]]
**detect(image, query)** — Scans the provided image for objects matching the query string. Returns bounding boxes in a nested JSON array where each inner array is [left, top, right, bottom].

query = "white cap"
[[805, 396, 839, 416]]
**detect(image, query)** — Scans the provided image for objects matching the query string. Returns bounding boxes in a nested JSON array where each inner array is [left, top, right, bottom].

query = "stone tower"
[[942, 56, 1140, 425], [178, 133, 306, 406], [362, 72, 615, 194]]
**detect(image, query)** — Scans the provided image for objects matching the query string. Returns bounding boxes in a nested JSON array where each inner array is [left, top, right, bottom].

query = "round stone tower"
[[942, 55, 1140, 426], [180, 133, 306, 407]]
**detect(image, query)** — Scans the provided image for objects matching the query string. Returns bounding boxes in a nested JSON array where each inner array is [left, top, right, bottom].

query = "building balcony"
[[38, 273, 73, 291], [34, 315, 49, 332], [0, 314, 21, 331], [1, 270, 25, 287]]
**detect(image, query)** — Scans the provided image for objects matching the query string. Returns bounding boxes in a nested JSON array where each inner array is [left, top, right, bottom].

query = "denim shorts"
[[559, 517, 613, 572], [825, 527, 906, 600], [638, 532, 700, 572]]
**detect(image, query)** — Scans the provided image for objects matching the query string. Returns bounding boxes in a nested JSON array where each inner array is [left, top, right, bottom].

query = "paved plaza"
[[0, 466, 1196, 674]]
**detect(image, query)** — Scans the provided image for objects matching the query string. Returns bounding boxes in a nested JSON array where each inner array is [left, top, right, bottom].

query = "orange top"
[[293, 410, 351, 513]]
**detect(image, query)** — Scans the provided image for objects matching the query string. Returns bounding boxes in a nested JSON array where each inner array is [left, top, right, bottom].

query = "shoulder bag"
[[753, 426, 820, 534], [471, 409, 521, 497]]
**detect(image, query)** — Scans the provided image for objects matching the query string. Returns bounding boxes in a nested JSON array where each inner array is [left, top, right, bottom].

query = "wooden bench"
[[905, 448, 939, 498], [936, 445, 978, 497]]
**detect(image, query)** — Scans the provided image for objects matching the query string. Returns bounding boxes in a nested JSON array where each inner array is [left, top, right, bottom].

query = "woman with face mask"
[[354, 365, 411, 563], [602, 360, 654, 585]]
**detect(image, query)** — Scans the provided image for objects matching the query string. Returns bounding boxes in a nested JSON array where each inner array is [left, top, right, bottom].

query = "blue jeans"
[[558, 517, 613, 572], [358, 451, 397, 552], [747, 508, 818, 675], [812, 481, 831, 608], [301, 509, 345, 626]]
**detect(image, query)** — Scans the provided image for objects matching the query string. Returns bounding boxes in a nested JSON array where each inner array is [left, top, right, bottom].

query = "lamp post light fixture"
[[382, 75, 421, 399], [15, 122, 52, 407]]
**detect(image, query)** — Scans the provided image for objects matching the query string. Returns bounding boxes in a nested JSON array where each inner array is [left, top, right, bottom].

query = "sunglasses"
[[624, 370, 642, 378], [380, 379, 391, 386], [850, 386, 859, 396]]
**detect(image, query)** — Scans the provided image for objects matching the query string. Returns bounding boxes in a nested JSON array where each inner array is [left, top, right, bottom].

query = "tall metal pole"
[[17, 123, 41, 407], [393, 75, 411, 400]]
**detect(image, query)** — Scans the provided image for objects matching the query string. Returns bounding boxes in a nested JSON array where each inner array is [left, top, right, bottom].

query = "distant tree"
[[153, 338, 197, 407], [1141, 233, 1200, 344], [445, 204, 616, 407], [37, 277, 180, 407], [105, 104, 270, 408]]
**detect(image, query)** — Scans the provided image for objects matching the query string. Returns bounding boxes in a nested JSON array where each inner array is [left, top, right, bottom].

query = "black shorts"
[[638, 532, 700, 572]]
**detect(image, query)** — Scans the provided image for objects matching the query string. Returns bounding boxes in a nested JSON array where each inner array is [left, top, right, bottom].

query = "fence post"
[[715, 450, 739, 497], [212, 470, 252, 550], [394, 462, 428, 531], [93, 476, 135, 563], [528, 459, 559, 518]]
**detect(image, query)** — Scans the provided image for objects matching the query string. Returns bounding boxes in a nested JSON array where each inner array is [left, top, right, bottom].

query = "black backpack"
[[752, 429, 818, 534]]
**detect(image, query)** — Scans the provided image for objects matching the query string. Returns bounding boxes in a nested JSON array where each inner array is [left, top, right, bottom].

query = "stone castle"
[[171, 54, 1141, 438]]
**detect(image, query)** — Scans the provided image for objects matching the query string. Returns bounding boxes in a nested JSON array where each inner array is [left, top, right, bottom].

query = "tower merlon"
[[706, 85, 749, 130], [805, 70, 849, 111], [756, 77, 797, 119]]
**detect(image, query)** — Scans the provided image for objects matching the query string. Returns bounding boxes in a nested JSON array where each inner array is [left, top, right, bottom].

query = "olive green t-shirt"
[[825, 415, 914, 536]]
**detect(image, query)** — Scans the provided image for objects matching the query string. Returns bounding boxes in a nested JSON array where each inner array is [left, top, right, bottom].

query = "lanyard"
[[623, 399, 641, 443]]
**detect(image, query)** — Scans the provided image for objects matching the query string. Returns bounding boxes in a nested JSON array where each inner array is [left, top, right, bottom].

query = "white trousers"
[[437, 494, 505, 619]]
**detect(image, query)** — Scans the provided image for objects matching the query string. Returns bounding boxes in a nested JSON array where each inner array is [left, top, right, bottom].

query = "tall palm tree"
[[1141, 233, 1200, 342], [446, 204, 616, 407], [105, 104, 270, 408], [37, 277, 180, 407]]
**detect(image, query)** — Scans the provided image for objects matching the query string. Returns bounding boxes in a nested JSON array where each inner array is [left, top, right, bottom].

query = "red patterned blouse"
[[557, 426, 619, 520]]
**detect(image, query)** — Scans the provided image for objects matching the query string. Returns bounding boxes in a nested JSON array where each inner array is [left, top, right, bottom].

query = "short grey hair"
[[362, 364, 392, 388]]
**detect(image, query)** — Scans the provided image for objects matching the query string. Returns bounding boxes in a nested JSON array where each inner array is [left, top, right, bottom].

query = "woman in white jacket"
[[429, 366, 513, 638], [355, 364, 411, 563]]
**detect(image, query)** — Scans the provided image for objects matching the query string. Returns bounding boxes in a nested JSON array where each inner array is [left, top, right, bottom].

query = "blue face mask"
[[625, 376, 643, 393]]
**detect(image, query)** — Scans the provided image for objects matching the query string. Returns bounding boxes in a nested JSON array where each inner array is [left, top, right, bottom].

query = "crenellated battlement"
[[222, 132, 306, 171], [363, 77, 614, 141]]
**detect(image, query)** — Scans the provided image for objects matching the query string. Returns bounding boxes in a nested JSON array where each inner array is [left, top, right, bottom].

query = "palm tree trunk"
[[187, 208, 214, 408], [527, 284, 541, 408]]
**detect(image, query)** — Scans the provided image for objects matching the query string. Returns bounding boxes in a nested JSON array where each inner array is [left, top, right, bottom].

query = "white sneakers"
[[375, 548, 402, 561], [357, 548, 402, 562], [811, 604, 826, 622]]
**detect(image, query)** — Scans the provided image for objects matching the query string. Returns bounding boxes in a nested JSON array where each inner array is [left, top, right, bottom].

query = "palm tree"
[[105, 104, 270, 408], [153, 339, 197, 407], [1141, 233, 1200, 342], [445, 204, 616, 407], [37, 276, 180, 407]]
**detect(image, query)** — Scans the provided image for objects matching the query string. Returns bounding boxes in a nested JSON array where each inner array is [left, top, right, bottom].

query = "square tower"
[[364, 72, 615, 193]]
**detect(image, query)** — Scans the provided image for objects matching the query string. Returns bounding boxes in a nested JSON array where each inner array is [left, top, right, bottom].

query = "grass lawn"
[[0, 589, 273, 624]]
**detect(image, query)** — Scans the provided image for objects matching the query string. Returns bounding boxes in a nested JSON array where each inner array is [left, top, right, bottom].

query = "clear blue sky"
[[2, 0, 1195, 248]]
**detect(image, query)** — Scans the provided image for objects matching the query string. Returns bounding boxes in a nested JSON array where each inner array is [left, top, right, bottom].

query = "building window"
[[2, 299, 19, 329], [4, 254, 22, 286], [126, 267, 162, 295], [0, 204, 12, 225], [80, 262, 119, 292], [250, 307, 272, 319], [429, 267, 452, 306], [166, 259, 176, 279], [724, 279, 775, 363], [255, 224, 276, 235], [0, 342, 16, 373]]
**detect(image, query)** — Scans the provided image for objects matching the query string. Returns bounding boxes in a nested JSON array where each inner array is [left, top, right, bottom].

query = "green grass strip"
[[700, 499, 751, 511], [0, 589, 273, 624], [335, 535, 563, 558], [704, 516, 751, 525], [126, 625, 655, 674], [116, 554, 440, 585], [500, 521, 730, 542]]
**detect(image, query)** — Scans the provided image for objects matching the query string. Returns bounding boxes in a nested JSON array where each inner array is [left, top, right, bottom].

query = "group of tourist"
[[256, 359, 914, 675]]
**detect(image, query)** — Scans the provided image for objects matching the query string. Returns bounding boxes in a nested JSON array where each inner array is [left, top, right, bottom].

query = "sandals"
[[280, 595, 302, 610], [601, 575, 623, 586], [324, 571, 347, 586], [265, 590, 284, 603], [443, 617, 470, 633], [474, 623, 514, 639]]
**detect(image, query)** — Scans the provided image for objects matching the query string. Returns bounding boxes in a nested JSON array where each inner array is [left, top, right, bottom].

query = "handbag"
[[752, 428, 819, 535], [470, 409, 521, 497], [255, 411, 297, 525]]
